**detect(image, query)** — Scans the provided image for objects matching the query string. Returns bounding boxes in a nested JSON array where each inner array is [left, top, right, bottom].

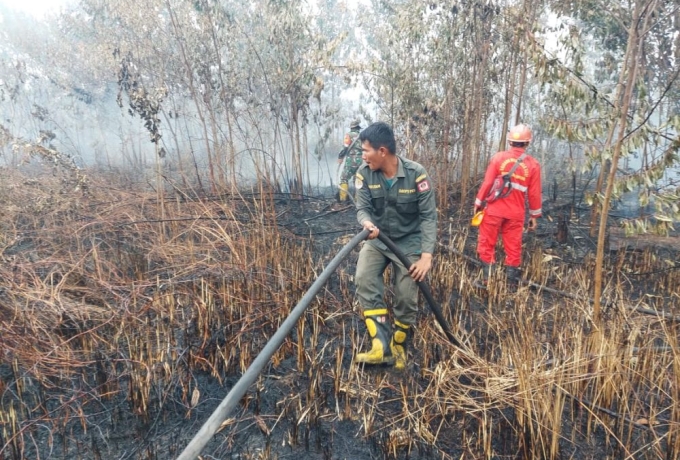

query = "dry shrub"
[[0, 166, 319, 457], [0, 160, 678, 459], [403, 244, 679, 459]]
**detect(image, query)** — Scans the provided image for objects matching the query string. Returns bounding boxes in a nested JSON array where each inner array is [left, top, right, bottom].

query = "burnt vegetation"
[[1, 0, 680, 458], [0, 157, 678, 459]]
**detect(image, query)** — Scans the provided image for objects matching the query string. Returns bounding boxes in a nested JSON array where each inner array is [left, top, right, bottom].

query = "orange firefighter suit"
[[474, 146, 542, 267]]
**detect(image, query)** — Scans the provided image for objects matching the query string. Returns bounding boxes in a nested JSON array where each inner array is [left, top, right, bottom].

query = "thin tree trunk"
[[161, 107, 187, 190], [588, 3, 639, 238], [181, 109, 205, 194], [500, 18, 521, 150], [205, 5, 238, 191], [471, 38, 490, 188], [592, 0, 649, 330], [226, 111, 236, 190], [155, 142, 166, 242], [165, 0, 217, 193], [514, 0, 536, 125], [460, 100, 471, 203], [439, 80, 452, 210], [515, 58, 528, 124]]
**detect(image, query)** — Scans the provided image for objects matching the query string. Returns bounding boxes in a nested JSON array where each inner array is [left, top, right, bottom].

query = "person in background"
[[474, 123, 542, 288], [337, 119, 363, 202], [353, 122, 437, 370]]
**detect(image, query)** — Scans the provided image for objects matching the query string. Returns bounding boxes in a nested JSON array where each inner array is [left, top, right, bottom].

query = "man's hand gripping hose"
[[372, 229, 463, 348]]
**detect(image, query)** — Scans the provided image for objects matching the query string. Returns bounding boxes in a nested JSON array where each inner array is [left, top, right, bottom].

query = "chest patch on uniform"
[[369, 184, 381, 190], [399, 189, 416, 194]]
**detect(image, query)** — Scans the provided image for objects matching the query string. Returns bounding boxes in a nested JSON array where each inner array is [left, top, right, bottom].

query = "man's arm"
[[355, 171, 374, 229], [415, 172, 437, 255], [527, 160, 542, 230], [474, 154, 499, 211], [337, 146, 348, 162], [409, 171, 437, 281]]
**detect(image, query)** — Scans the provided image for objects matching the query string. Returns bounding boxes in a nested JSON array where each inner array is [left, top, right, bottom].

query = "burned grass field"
[[0, 170, 679, 459]]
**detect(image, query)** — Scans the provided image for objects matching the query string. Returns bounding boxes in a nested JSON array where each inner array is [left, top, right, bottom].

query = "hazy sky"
[[0, 0, 75, 18]]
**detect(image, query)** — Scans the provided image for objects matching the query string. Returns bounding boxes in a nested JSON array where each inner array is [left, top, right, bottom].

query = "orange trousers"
[[476, 214, 524, 267]]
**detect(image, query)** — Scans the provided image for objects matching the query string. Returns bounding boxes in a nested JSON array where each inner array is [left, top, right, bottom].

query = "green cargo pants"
[[355, 242, 420, 325], [339, 155, 363, 185]]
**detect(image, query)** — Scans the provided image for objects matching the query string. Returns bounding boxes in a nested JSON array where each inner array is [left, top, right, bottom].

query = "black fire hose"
[[376, 232, 462, 348], [176, 229, 370, 460]]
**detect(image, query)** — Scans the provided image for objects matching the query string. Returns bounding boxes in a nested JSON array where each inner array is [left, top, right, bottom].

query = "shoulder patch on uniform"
[[415, 174, 427, 182], [355, 177, 363, 189], [417, 179, 430, 192], [356, 172, 364, 181]]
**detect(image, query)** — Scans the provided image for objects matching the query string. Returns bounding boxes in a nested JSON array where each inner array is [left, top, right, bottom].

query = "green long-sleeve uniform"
[[338, 128, 363, 185], [354, 156, 437, 325], [355, 156, 437, 254]]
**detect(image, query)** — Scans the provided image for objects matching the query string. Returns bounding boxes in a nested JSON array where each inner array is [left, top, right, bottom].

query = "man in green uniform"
[[353, 121, 437, 370], [337, 119, 363, 202]]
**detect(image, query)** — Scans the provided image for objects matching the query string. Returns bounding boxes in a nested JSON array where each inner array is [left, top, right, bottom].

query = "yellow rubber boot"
[[355, 309, 394, 365], [391, 320, 410, 371], [338, 183, 349, 202]]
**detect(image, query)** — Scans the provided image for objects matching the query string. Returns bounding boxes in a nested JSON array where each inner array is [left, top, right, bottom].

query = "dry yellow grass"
[[0, 163, 677, 459]]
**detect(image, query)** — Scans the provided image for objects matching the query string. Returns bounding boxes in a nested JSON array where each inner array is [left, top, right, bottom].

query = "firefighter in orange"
[[474, 124, 542, 286]]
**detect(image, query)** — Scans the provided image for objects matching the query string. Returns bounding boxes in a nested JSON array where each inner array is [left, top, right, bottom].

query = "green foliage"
[[529, 0, 680, 234], [2, 0, 678, 219]]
